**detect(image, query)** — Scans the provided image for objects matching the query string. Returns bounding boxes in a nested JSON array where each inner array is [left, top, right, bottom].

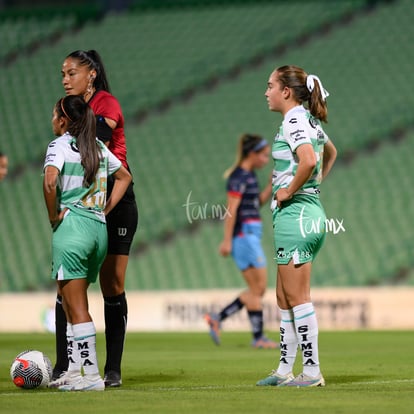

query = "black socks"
[[247, 310, 264, 340], [219, 297, 244, 321], [54, 294, 69, 374], [104, 292, 128, 375]]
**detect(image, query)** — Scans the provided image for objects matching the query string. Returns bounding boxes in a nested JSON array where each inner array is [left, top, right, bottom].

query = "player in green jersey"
[[43, 95, 131, 391], [256, 65, 337, 387]]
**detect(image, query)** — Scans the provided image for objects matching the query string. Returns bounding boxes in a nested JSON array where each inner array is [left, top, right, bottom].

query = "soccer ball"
[[10, 350, 53, 389]]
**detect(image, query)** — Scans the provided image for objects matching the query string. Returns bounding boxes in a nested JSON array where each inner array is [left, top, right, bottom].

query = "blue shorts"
[[232, 221, 266, 271]]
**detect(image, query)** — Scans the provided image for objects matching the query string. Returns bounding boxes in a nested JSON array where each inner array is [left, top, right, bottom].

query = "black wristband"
[[96, 115, 113, 143]]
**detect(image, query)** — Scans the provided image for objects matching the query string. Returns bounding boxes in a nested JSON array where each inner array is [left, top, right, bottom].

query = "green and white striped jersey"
[[271, 105, 329, 197], [43, 132, 122, 223]]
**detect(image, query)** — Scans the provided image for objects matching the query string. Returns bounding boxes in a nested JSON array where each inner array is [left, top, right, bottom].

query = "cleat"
[[281, 372, 325, 387], [104, 371, 122, 388], [48, 371, 79, 389], [252, 336, 279, 349], [58, 375, 105, 391], [256, 370, 294, 386], [51, 367, 67, 381], [204, 313, 221, 345]]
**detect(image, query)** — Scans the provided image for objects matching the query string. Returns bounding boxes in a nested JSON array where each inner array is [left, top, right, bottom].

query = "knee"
[[100, 273, 124, 296], [277, 290, 299, 309], [99, 255, 128, 296], [249, 283, 266, 298], [101, 284, 124, 297], [252, 276, 267, 298], [257, 285, 266, 298]]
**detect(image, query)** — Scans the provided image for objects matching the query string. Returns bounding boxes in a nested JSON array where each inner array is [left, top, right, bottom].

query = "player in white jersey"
[[256, 65, 337, 387], [272, 106, 328, 197], [43, 95, 131, 391]]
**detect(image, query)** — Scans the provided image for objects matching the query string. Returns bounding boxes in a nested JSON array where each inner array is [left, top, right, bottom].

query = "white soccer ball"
[[10, 350, 53, 389]]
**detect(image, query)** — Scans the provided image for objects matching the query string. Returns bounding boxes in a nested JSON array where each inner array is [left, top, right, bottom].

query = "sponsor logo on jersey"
[[309, 117, 318, 129], [317, 130, 325, 144], [290, 129, 306, 142], [70, 142, 80, 153], [289, 118, 298, 124], [277, 248, 286, 258], [45, 153, 56, 163], [290, 129, 304, 136]]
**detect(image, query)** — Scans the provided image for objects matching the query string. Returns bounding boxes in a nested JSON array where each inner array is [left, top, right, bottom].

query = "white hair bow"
[[306, 74, 329, 101]]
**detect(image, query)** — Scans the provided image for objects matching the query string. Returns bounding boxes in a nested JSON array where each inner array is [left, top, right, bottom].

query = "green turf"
[[1, 331, 413, 413]]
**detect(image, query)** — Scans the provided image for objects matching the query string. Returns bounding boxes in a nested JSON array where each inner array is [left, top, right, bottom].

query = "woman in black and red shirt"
[[50, 50, 138, 389]]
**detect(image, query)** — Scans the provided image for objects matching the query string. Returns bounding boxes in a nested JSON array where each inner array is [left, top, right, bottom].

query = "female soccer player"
[[0, 151, 8, 181], [43, 95, 131, 391], [256, 65, 337, 387], [52, 50, 138, 388], [204, 134, 278, 349]]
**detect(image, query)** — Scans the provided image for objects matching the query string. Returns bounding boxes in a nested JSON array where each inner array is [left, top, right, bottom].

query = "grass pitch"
[[1, 331, 413, 414]]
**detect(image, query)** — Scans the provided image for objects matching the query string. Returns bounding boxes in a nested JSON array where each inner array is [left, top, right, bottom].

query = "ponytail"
[[306, 74, 329, 123], [66, 49, 111, 93], [57, 96, 101, 187], [275, 65, 329, 123], [223, 133, 267, 178]]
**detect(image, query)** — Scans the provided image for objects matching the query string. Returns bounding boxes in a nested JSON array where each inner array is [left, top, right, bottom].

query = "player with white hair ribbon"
[[257, 65, 337, 388], [306, 74, 330, 101]]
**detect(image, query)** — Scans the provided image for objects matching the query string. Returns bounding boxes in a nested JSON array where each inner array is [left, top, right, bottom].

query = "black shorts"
[[106, 177, 138, 255]]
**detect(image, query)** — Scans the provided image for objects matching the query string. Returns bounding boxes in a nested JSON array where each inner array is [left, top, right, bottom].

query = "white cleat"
[[58, 375, 105, 391], [281, 372, 325, 387]]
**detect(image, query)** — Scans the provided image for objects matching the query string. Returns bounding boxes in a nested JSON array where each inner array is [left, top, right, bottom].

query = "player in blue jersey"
[[205, 134, 278, 349], [43, 95, 131, 391], [256, 65, 337, 387]]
